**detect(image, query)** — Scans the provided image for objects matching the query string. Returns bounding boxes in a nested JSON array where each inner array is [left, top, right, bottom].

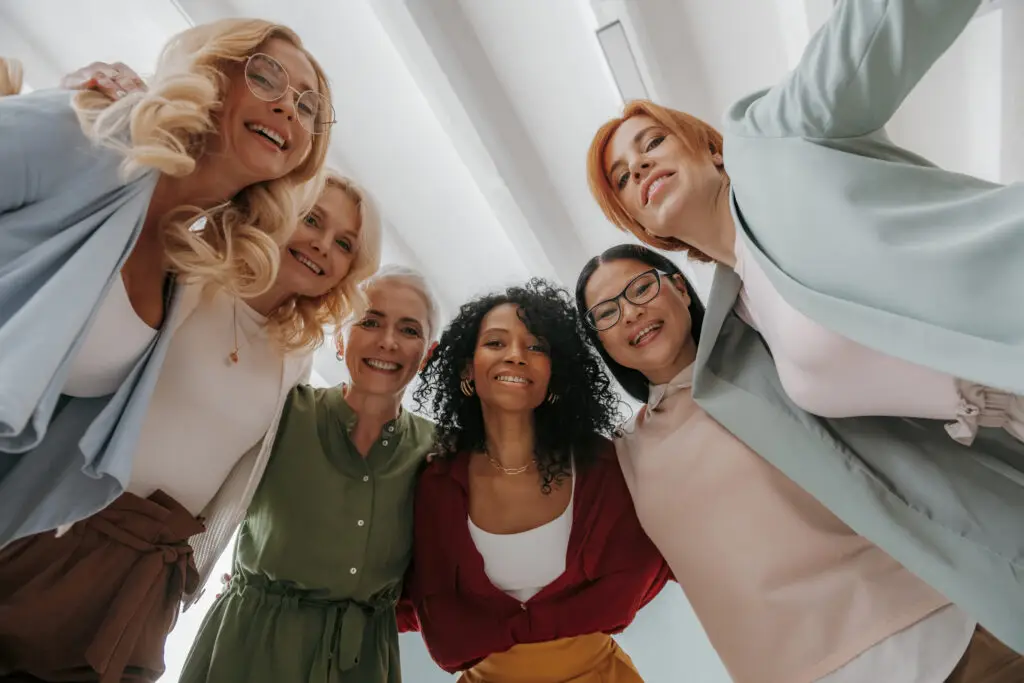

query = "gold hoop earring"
[[460, 378, 475, 397], [546, 393, 559, 405]]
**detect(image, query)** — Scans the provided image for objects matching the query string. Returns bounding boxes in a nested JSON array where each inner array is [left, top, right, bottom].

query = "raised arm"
[[1, 59, 145, 216], [730, 0, 982, 139], [0, 90, 82, 215]]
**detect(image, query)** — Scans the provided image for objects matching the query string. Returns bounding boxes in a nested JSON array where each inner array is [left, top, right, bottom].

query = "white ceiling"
[[4, 0, 1020, 679], [3, 0, 1018, 385]]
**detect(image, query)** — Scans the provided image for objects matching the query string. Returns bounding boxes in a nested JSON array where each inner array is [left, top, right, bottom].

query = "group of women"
[[1, 0, 1023, 682]]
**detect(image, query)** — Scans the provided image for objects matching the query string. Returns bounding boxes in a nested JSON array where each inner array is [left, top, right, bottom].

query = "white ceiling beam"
[[1000, 1, 1024, 183], [591, 0, 716, 119], [0, 10, 65, 88], [168, 0, 231, 26], [371, 0, 587, 288]]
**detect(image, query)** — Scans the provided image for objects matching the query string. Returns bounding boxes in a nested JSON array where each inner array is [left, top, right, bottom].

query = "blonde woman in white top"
[[0, 171, 383, 683], [576, 244, 1024, 683]]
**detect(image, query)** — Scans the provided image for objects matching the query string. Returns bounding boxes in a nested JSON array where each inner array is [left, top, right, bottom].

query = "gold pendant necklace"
[[227, 298, 256, 365], [228, 299, 240, 364]]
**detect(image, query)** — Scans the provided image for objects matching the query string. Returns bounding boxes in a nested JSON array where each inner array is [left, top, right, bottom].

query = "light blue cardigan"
[[693, 0, 1024, 652], [0, 90, 179, 545]]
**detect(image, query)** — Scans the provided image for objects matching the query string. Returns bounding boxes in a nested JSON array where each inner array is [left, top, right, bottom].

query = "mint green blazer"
[[692, 0, 1024, 652]]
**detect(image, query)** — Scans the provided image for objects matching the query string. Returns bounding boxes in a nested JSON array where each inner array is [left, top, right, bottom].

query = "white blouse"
[[126, 291, 281, 515], [468, 464, 575, 603], [63, 275, 157, 398]]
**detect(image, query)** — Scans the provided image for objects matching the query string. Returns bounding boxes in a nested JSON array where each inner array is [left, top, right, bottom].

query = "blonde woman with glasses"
[[0, 19, 336, 551]]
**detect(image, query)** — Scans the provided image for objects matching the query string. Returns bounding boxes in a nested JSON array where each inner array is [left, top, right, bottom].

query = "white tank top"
[[63, 275, 158, 398], [468, 463, 574, 603]]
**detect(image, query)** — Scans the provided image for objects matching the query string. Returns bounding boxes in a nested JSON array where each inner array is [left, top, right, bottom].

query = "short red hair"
[[587, 100, 723, 263]]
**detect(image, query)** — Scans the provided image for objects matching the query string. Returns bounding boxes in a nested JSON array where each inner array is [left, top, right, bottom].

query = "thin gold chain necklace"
[[485, 450, 534, 476]]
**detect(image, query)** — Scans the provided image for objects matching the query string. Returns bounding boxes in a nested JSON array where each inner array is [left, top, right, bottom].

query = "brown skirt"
[[0, 490, 204, 683], [945, 626, 1024, 683]]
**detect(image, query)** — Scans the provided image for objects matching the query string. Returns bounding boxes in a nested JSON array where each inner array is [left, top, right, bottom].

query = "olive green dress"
[[180, 385, 435, 683]]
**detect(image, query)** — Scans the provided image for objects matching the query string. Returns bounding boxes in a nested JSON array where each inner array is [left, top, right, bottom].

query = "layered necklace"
[[484, 447, 535, 476]]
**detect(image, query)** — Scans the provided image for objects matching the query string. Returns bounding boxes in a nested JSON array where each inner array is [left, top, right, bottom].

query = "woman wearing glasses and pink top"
[[0, 39, 388, 682], [577, 245, 1024, 683]]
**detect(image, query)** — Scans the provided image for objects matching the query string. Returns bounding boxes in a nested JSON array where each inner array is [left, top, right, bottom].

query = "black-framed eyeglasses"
[[585, 269, 663, 331], [244, 53, 336, 135]]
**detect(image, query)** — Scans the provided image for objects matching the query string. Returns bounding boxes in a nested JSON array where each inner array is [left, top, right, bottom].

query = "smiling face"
[[584, 258, 695, 385], [468, 303, 551, 415], [345, 281, 433, 398], [603, 114, 723, 241], [276, 184, 361, 299], [211, 37, 318, 185]]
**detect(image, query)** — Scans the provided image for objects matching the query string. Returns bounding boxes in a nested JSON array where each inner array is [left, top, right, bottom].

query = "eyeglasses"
[[244, 53, 336, 135], [585, 269, 663, 331]]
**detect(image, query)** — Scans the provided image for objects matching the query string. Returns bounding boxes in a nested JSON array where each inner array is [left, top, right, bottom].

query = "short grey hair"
[[360, 264, 442, 340]]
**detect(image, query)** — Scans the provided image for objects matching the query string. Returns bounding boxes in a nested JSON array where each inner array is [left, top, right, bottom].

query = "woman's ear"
[[669, 273, 691, 305], [334, 333, 345, 362], [420, 342, 439, 372]]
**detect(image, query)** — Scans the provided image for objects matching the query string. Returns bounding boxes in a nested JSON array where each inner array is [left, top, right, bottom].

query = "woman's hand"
[[60, 61, 146, 100], [214, 572, 232, 599]]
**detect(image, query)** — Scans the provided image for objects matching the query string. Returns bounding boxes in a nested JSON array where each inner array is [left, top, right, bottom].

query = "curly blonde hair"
[[267, 171, 383, 351], [72, 19, 333, 298], [587, 99, 724, 263], [0, 57, 24, 97]]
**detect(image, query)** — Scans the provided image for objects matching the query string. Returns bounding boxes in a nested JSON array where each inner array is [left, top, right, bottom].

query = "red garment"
[[397, 437, 670, 674]]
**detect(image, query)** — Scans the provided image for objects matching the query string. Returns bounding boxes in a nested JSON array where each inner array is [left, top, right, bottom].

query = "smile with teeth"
[[289, 249, 323, 275], [645, 174, 671, 204], [365, 359, 401, 372], [630, 322, 662, 346], [495, 374, 529, 385], [246, 123, 286, 149]]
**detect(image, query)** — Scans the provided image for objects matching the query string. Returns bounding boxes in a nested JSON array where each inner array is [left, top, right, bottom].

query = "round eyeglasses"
[[585, 269, 663, 331], [244, 53, 336, 135]]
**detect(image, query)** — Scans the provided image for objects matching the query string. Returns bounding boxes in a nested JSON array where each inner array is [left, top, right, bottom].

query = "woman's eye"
[[304, 214, 320, 228], [617, 172, 629, 190], [336, 239, 351, 252], [645, 135, 665, 152], [357, 318, 379, 328], [402, 326, 423, 338]]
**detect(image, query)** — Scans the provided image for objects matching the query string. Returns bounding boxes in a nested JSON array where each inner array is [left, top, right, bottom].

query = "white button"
[[357, 520, 365, 527], [350, 567, 358, 575], [362, 475, 369, 482], [520, 603, 527, 611], [382, 440, 389, 446], [388, 425, 395, 433]]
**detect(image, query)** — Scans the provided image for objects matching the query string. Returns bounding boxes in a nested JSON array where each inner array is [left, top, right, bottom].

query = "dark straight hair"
[[574, 244, 705, 403]]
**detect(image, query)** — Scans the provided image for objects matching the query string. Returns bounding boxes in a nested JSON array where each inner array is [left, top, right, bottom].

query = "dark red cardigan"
[[397, 437, 670, 673]]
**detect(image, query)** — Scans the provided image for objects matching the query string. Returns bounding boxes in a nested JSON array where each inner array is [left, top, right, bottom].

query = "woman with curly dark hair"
[[399, 279, 669, 682]]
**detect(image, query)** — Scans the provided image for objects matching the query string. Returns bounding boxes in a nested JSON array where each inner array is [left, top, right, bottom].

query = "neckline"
[[468, 459, 576, 537]]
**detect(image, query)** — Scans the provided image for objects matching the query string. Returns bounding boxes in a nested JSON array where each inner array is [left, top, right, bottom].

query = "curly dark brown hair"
[[414, 278, 621, 493]]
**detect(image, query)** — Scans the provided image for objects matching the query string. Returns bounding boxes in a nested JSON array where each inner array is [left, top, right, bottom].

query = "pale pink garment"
[[615, 365, 953, 683], [732, 237, 1024, 445]]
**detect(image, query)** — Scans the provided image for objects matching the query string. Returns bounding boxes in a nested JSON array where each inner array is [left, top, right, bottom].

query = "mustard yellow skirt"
[[458, 633, 642, 683]]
